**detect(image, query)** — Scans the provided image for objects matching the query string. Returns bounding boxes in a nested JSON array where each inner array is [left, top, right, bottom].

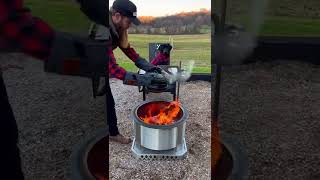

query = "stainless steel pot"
[[132, 100, 188, 151]]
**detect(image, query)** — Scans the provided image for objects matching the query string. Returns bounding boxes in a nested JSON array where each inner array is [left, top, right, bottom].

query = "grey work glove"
[[123, 71, 168, 87], [134, 57, 163, 74]]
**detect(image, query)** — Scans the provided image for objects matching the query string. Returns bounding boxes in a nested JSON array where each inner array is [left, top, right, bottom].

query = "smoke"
[[214, 31, 256, 65], [213, 0, 269, 65], [163, 60, 195, 84]]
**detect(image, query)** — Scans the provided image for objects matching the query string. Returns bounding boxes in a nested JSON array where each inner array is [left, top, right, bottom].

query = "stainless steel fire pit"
[[131, 100, 188, 160]]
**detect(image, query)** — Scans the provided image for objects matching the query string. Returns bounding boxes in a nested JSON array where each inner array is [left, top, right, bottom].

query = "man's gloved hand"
[[157, 44, 172, 56], [123, 71, 168, 87], [135, 57, 163, 74]]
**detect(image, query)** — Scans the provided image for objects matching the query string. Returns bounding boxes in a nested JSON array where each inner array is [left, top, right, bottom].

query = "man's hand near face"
[[119, 29, 130, 49]]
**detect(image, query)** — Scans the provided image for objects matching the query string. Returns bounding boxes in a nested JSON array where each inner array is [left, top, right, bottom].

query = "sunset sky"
[[109, 0, 211, 17]]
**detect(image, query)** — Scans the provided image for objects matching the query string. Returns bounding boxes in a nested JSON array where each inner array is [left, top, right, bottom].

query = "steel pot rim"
[[132, 99, 188, 129]]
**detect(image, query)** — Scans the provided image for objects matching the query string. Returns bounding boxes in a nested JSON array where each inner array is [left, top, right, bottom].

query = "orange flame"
[[140, 101, 180, 125]]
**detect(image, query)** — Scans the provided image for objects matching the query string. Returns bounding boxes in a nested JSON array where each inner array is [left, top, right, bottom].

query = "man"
[[0, 0, 170, 178], [89, 0, 172, 144]]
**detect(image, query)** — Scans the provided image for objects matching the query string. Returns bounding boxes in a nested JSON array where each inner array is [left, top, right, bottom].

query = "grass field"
[[227, 16, 320, 37], [24, 0, 320, 73], [24, 0, 91, 33], [113, 34, 211, 73]]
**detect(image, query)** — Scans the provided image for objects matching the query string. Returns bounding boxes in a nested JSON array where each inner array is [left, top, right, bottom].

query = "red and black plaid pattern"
[[0, 0, 22, 24], [108, 47, 126, 80], [120, 47, 140, 62], [150, 52, 170, 65], [0, 0, 54, 60]]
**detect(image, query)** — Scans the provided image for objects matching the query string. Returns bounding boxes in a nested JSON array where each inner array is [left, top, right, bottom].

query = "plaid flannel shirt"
[[0, 0, 54, 60], [0, 0, 168, 80]]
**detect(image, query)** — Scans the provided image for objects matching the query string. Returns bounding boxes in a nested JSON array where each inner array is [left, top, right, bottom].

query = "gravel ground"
[[1, 54, 319, 180], [1, 53, 108, 179], [216, 60, 320, 180]]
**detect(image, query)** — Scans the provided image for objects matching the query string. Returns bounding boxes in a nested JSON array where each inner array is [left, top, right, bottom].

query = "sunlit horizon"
[[109, 0, 211, 17]]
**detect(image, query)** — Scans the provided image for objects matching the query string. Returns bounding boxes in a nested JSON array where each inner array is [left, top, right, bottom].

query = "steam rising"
[[163, 61, 195, 84], [214, 0, 269, 65]]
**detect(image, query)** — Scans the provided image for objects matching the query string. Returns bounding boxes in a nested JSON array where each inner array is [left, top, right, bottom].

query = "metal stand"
[[139, 65, 180, 101]]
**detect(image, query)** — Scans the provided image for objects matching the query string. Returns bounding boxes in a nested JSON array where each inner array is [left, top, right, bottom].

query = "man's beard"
[[114, 22, 124, 33]]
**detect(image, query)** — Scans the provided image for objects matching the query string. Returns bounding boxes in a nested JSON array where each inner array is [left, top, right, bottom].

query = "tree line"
[[129, 9, 211, 35]]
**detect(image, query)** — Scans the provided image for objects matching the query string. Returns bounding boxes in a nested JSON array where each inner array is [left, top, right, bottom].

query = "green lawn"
[[113, 34, 211, 73], [24, 0, 91, 33], [260, 16, 320, 37], [229, 16, 320, 37]]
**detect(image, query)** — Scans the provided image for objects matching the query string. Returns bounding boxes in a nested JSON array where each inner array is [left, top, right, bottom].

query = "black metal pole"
[[220, 0, 227, 32], [176, 61, 181, 101], [213, 0, 227, 119], [213, 66, 222, 118]]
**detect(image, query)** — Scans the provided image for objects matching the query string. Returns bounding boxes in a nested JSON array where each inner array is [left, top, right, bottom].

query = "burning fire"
[[140, 101, 180, 125]]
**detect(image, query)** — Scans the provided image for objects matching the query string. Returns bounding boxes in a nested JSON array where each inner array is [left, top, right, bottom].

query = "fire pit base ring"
[[213, 132, 249, 180], [131, 138, 187, 160], [70, 128, 108, 180]]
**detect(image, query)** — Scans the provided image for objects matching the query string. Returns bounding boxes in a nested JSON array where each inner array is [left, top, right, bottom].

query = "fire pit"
[[70, 129, 108, 180], [212, 132, 249, 180], [131, 100, 188, 160]]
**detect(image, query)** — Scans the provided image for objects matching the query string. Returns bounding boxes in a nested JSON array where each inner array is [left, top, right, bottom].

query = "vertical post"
[[212, 0, 227, 177], [213, 66, 222, 118], [176, 61, 182, 101], [213, 0, 227, 120]]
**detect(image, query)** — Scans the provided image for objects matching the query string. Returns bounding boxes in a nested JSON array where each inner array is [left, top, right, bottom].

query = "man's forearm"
[[108, 47, 126, 80], [120, 46, 140, 62]]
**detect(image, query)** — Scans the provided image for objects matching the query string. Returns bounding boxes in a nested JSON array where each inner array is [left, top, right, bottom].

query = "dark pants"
[[0, 75, 24, 179], [106, 83, 119, 136]]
